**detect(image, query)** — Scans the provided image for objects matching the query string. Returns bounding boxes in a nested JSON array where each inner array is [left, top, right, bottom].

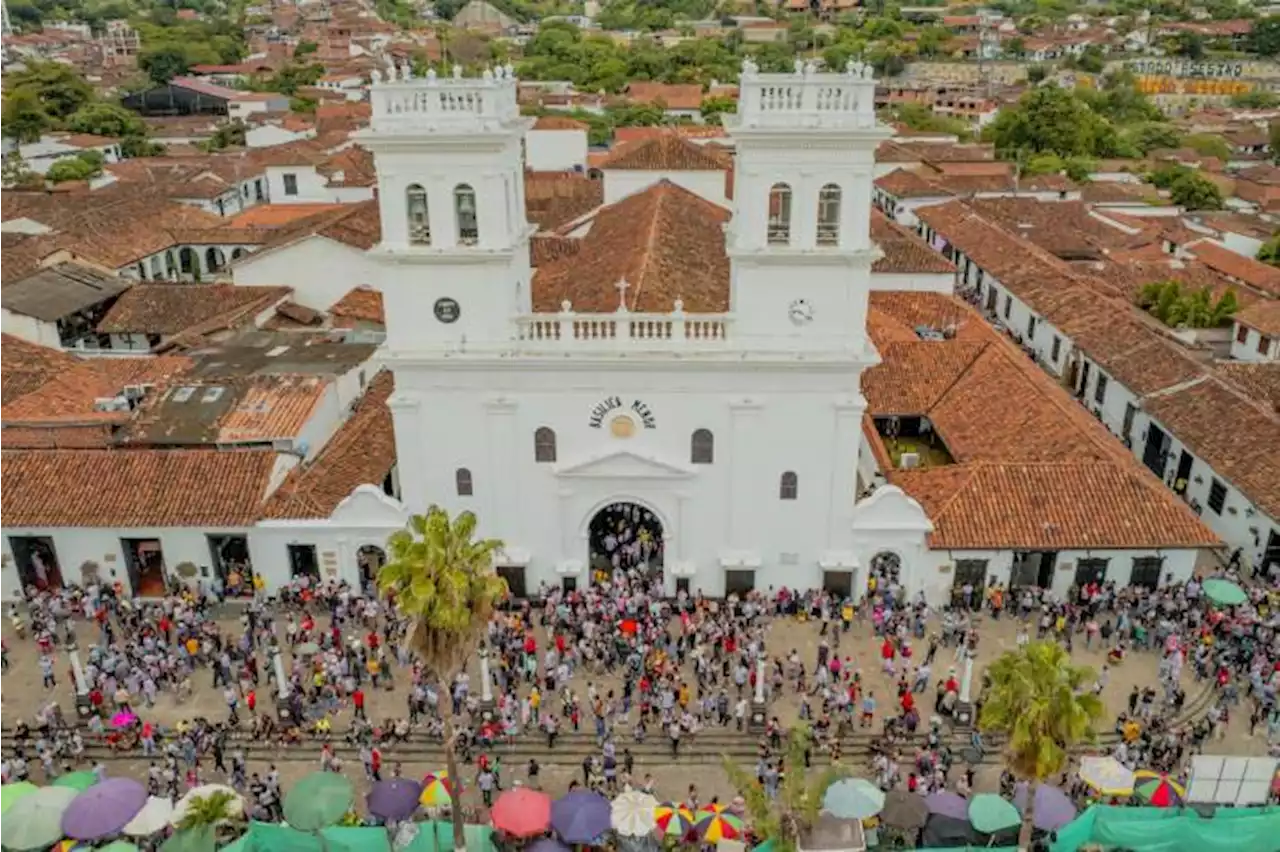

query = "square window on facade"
[[1208, 478, 1227, 514]]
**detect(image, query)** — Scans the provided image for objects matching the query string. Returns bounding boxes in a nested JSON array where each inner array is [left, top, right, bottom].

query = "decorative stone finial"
[[398, 60, 413, 81], [804, 59, 817, 76], [371, 68, 382, 84], [560, 299, 573, 314], [793, 58, 805, 76], [426, 67, 438, 82], [482, 67, 494, 81], [504, 62, 516, 80], [741, 57, 758, 77], [385, 58, 398, 81], [452, 64, 463, 79], [673, 298, 685, 314]]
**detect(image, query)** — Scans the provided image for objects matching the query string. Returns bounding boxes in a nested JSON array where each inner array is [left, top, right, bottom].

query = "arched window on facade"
[[780, 471, 798, 500], [205, 247, 226, 273], [407, 184, 430, 245], [691, 429, 714, 464], [767, 183, 792, 245], [534, 427, 557, 463], [455, 184, 478, 245], [817, 184, 842, 246], [455, 467, 474, 496]]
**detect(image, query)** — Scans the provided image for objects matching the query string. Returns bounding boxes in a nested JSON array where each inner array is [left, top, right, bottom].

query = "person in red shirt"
[[366, 630, 379, 651], [246, 690, 256, 714], [370, 746, 382, 781], [353, 688, 366, 720], [901, 690, 915, 714]]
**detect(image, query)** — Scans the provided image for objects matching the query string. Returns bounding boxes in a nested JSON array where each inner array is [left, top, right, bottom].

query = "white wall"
[[233, 235, 379, 311], [525, 128, 588, 172], [930, 548, 1199, 601], [246, 125, 314, 149], [1230, 323, 1279, 362], [265, 165, 327, 203], [603, 169, 727, 206], [0, 309, 63, 348], [1218, 231, 1264, 259], [390, 361, 867, 598], [1, 527, 252, 598]]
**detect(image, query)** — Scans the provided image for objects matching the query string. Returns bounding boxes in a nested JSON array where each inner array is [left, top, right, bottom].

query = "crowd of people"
[[2, 558, 1278, 821]]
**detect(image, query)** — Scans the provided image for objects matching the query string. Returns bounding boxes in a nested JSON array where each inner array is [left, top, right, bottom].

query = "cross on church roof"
[[615, 277, 630, 313]]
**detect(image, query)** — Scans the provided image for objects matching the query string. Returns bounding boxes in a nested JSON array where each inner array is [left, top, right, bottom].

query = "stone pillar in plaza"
[[67, 639, 92, 717], [954, 651, 976, 728], [748, 655, 768, 733], [478, 645, 495, 717]]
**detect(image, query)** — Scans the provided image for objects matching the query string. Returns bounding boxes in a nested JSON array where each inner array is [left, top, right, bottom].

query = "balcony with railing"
[[515, 300, 732, 351], [730, 57, 878, 131], [368, 63, 522, 133]]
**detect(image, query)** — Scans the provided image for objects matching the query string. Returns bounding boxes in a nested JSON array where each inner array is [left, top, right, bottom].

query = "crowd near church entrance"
[[357, 544, 386, 590], [588, 501, 664, 586], [9, 536, 63, 591]]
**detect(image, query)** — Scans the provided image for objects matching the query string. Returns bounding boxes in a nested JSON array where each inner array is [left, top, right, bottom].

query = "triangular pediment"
[[329, 484, 411, 527], [851, 484, 934, 533], [555, 449, 694, 480]]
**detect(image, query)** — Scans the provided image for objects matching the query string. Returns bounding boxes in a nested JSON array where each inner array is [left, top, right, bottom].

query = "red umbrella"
[[491, 787, 552, 838], [620, 619, 638, 636]]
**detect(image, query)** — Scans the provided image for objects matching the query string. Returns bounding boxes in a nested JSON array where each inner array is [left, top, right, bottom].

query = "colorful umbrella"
[[610, 790, 658, 837], [367, 778, 424, 822], [284, 772, 354, 831], [1012, 783, 1077, 831], [1, 781, 39, 814], [527, 839, 572, 852], [694, 804, 744, 842], [923, 791, 969, 821], [490, 787, 552, 838], [1078, 756, 1135, 796], [551, 790, 611, 844], [419, 772, 460, 808], [655, 802, 696, 838], [879, 790, 929, 831], [968, 793, 1020, 834], [2, 785, 79, 851], [124, 796, 175, 836], [63, 777, 149, 840], [1202, 578, 1247, 607], [54, 771, 100, 792], [823, 778, 885, 821], [99, 842, 141, 852], [1134, 771, 1185, 807]]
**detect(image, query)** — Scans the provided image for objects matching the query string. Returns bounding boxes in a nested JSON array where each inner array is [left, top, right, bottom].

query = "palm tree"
[[722, 725, 851, 852], [170, 790, 243, 852], [979, 641, 1105, 851], [378, 507, 506, 852]]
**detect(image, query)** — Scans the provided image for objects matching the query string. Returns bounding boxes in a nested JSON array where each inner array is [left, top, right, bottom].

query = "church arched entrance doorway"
[[587, 501, 664, 586]]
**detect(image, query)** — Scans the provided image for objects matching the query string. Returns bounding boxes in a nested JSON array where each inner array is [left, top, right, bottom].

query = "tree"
[[1249, 17, 1280, 57], [200, 120, 248, 151], [886, 102, 972, 139], [984, 86, 1110, 159], [121, 136, 166, 158], [140, 46, 191, 85], [67, 103, 146, 138], [175, 790, 241, 833], [46, 152, 104, 183], [1073, 45, 1106, 74], [1173, 31, 1205, 59], [1258, 234, 1280, 267], [1138, 280, 1238, 327], [294, 40, 319, 57], [1026, 64, 1049, 84], [722, 725, 850, 852], [1169, 171, 1223, 210], [2, 88, 52, 143], [979, 642, 1104, 852], [377, 507, 507, 852], [1271, 122, 1280, 165], [1230, 91, 1279, 109], [700, 95, 736, 126], [1, 154, 42, 189], [3, 61, 95, 120], [1183, 133, 1231, 161], [1128, 122, 1183, 154]]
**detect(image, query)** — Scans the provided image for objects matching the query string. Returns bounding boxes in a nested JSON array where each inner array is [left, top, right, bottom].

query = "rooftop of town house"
[[524, 171, 606, 232], [260, 370, 396, 520], [598, 135, 730, 172], [862, 291, 1220, 551], [1234, 299, 1280, 337], [328, 286, 385, 329], [1214, 361, 1280, 415], [96, 283, 292, 338], [1184, 240, 1280, 298], [177, 329, 379, 378], [875, 141, 996, 164], [1, 261, 131, 323], [0, 334, 81, 405]]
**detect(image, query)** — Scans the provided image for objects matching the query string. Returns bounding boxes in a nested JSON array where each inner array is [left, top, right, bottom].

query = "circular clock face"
[[610, 415, 636, 439], [434, 297, 460, 324], [789, 298, 813, 326]]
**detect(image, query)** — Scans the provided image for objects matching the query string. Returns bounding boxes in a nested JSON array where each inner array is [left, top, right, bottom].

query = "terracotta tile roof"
[[531, 180, 730, 314], [318, 146, 376, 187], [1234, 299, 1280, 336], [876, 142, 995, 164], [1, 356, 194, 427], [1215, 362, 1280, 414], [876, 168, 952, 199], [1143, 377, 1280, 520], [525, 171, 604, 231], [864, 291, 1218, 550], [872, 211, 957, 275], [625, 82, 704, 111], [1237, 164, 1280, 186], [97, 283, 290, 335], [533, 115, 589, 131], [274, 300, 325, 326], [893, 463, 1220, 550], [1079, 182, 1162, 204], [1, 448, 275, 527], [261, 370, 395, 519], [1186, 241, 1280, 297], [316, 200, 381, 249], [531, 235, 583, 267], [599, 135, 728, 172], [229, 203, 346, 227], [250, 139, 333, 168], [612, 126, 728, 145], [329, 286, 384, 327], [215, 375, 329, 443], [0, 335, 81, 405]]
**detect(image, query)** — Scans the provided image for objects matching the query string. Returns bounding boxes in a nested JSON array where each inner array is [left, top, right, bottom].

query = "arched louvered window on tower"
[[768, 183, 792, 245], [407, 184, 430, 245], [455, 184, 478, 245], [817, 184, 842, 246]]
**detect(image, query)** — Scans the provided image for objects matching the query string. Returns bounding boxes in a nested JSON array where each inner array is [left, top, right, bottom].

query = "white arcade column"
[[749, 656, 767, 732], [955, 649, 976, 728], [66, 641, 91, 717], [478, 646, 495, 716]]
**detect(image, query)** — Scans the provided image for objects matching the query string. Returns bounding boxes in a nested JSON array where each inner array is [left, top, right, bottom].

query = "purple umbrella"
[[367, 777, 423, 822], [528, 840, 572, 852], [62, 777, 149, 840], [551, 790, 611, 844], [923, 791, 969, 821], [1013, 783, 1076, 831]]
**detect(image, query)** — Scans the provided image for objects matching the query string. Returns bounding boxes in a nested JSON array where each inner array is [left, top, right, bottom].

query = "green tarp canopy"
[[220, 823, 392, 852], [1051, 804, 1280, 852], [402, 820, 495, 852]]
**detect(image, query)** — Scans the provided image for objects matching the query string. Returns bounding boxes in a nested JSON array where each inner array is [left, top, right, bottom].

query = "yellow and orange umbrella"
[[694, 804, 744, 842], [420, 771, 460, 807]]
